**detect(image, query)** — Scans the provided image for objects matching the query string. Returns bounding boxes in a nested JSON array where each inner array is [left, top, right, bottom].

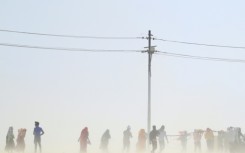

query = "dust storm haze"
[[1, 0, 245, 153]]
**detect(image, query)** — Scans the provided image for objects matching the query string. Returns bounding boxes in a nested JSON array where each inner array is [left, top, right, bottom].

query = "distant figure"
[[225, 127, 236, 153], [223, 129, 230, 152], [158, 125, 168, 153], [33, 121, 44, 153], [236, 127, 245, 144], [204, 128, 214, 152], [78, 127, 91, 153], [123, 126, 132, 152], [16, 128, 27, 152], [178, 131, 190, 152], [193, 129, 203, 152], [236, 128, 245, 152], [136, 129, 147, 152], [5, 126, 15, 153], [100, 129, 111, 153], [217, 130, 225, 151], [232, 127, 245, 153], [149, 125, 159, 153]]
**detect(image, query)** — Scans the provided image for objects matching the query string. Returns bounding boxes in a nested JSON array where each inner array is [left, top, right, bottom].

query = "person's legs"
[[123, 141, 126, 152], [155, 142, 158, 153], [34, 141, 37, 153], [196, 141, 201, 152], [198, 142, 202, 152], [194, 142, 197, 152], [38, 141, 42, 153], [159, 141, 165, 153], [182, 141, 187, 152], [152, 140, 157, 153], [127, 143, 130, 152]]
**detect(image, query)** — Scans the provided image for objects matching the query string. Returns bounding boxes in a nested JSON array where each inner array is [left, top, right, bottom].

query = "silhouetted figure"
[[224, 127, 245, 153], [5, 127, 15, 153], [236, 128, 245, 152], [223, 129, 230, 152], [16, 128, 27, 152], [236, 127, 244, 144], [232, 127, 245, 153], [136, 129, 147, 152], [217, 130, 225, 152], [78, 127, 91, 153], [193, 129, 204, 152], [123, 126, 132, 152], [178, 131, 190, 152], [33, 121, 44, 153], [158, 125, 168, 153], [100, 129, 111, 153], [204, 128, 214, 152], [225, 127, 236, 153], [150, 125, 159, 153]]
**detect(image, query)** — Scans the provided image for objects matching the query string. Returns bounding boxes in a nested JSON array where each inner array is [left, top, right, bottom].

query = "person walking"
[[158, 125, 168, 153], [193, 129, 203, 152], [149, 125, 159, 153], [204, 128, 214, 152], [5, 126, 15, 153], [178, 131, 189, 152], [136, 129, 147, 152], [123, 126, 132, 152], [100, 129, 111, 153], [16, 128, 27, 152], [78, 127, 91, 153]]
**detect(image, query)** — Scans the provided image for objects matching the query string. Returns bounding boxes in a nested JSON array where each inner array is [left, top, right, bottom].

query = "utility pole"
[[144, 30, 155, 144]]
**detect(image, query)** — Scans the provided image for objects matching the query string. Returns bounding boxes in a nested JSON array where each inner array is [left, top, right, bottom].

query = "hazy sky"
[[0, 0, 245, 153]]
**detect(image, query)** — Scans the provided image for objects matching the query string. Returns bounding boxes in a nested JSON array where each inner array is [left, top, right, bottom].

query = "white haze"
[[1, 0, 245, 153]]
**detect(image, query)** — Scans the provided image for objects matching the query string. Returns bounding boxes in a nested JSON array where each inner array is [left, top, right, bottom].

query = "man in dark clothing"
[[150, 125, 159, 153], [123, 126, 132, 152], [100, 129, 111, 153]]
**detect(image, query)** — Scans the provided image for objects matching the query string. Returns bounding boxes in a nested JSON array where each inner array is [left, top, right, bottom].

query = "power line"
[[0, 29, 143, 40], [156, 51, 245, 63], [2, 29, 245, 49], [154, 38, 245, 49], [0, 42, 142, 53], [1, 42, 245, 63]]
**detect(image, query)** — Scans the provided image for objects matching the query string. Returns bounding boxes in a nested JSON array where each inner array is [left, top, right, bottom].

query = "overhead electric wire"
[[0, 29, 143, 40], [1, 42, 245, 63], [156, 51, 245, 63], [154, 38, 245, 49], [0, 42, 143, 53], [2, 29, 245, 49]]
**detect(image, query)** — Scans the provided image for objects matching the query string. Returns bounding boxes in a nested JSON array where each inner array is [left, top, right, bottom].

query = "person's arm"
[[41, 128, 45, 135], [149, 133, 152, 144], [87, 137, 91, 144], [165, 132, 169, 143], [241, 133, 245, 139]]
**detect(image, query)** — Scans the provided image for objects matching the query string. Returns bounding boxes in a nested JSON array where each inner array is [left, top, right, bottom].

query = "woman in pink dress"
[[78, 127, 91, 153]]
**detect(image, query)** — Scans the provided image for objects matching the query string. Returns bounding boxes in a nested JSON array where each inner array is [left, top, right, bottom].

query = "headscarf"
[[80, 127, 89, 140], [7, 127, 14, 136]]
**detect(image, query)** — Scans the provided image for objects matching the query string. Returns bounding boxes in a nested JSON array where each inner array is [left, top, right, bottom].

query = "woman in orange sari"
[[136, 129, 147, 152], [16, 128, 27, 152]]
